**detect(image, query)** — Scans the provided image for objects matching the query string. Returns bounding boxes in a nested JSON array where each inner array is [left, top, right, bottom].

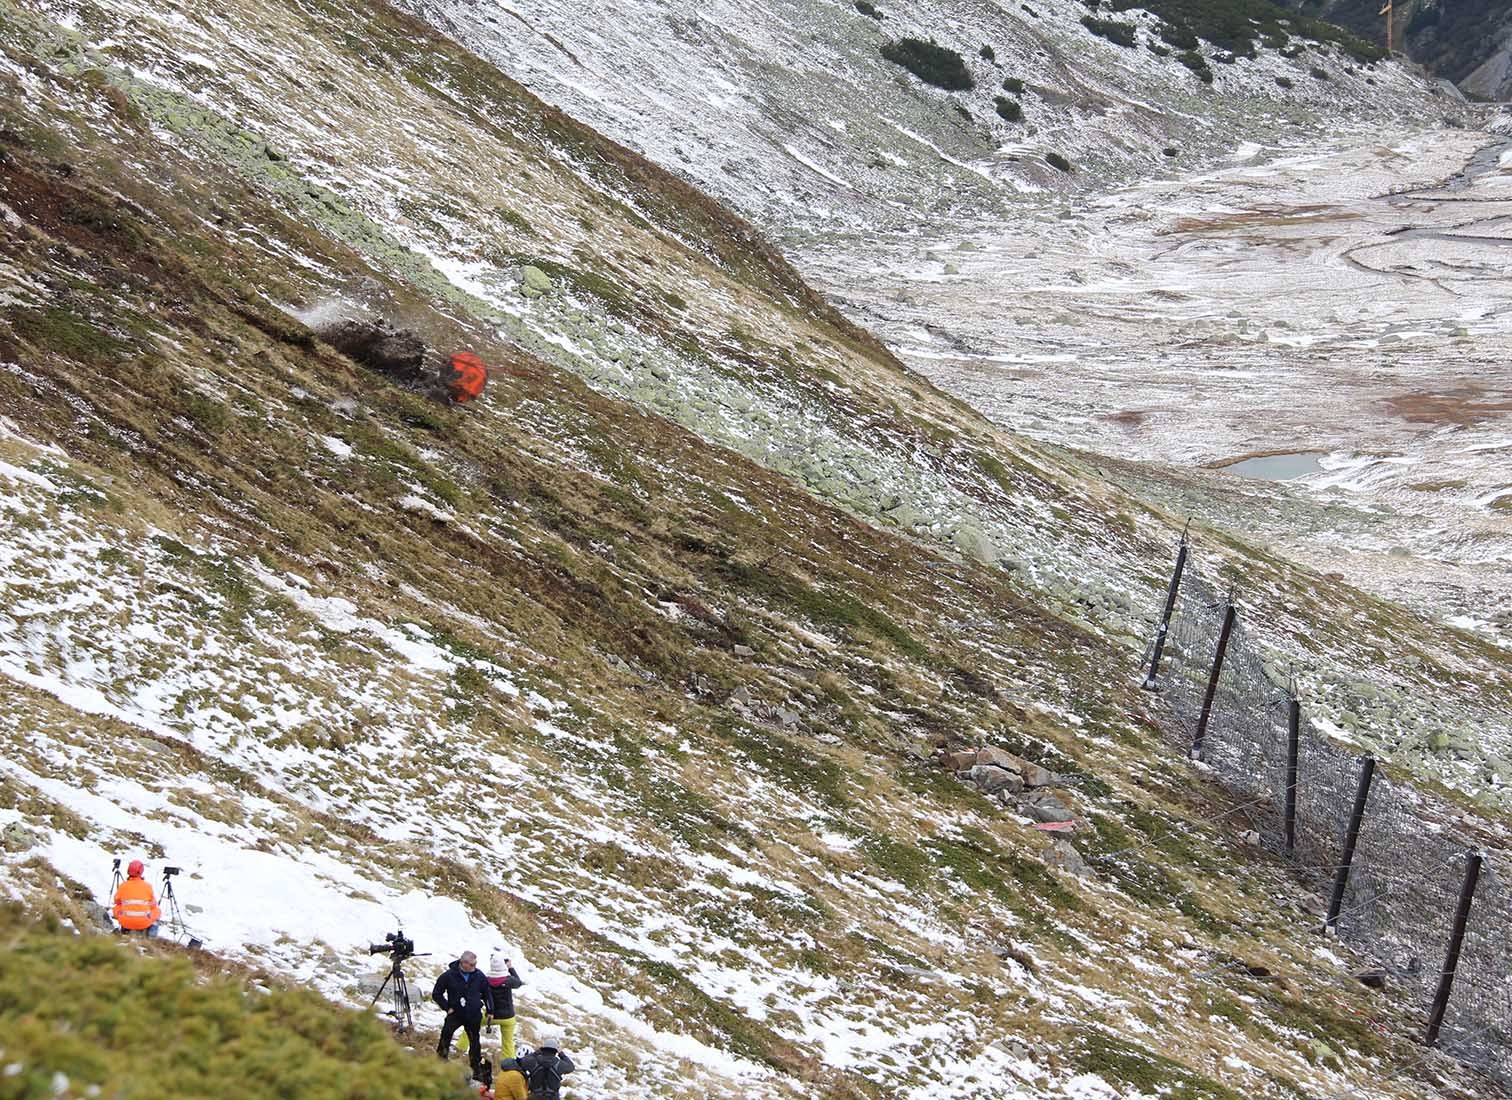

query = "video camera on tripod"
[[367, 928, 426, 1034], [369, 930, 415, 960]]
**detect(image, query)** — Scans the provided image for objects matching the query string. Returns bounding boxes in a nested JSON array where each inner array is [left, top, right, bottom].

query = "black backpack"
[[526, 1052, 563, 1099]]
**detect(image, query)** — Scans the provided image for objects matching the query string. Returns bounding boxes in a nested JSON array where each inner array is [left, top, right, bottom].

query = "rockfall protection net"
[[1141, 540, 1510, 1084]]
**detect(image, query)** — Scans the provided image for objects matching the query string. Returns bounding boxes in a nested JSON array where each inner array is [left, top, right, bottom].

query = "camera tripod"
[[159, 870, 203, 948], [371, 955, 414, 1033]]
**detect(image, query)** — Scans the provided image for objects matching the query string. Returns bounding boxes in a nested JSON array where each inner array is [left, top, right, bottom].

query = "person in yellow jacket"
[[112, 860, 161, 936], [492, 1062, 527, 1100]]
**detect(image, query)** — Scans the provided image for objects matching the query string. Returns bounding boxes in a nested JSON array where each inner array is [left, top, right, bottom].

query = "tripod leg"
[[394, 969, 412, 1033], [370, 969, 395, 1011]]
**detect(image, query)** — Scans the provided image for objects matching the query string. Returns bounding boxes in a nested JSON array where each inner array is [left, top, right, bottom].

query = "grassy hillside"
[[0, 904, 467, 1099], [0, 0, 1508, 1098]]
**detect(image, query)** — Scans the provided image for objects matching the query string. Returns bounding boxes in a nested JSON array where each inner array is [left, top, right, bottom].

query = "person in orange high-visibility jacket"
[[112, 860, 161, 935]]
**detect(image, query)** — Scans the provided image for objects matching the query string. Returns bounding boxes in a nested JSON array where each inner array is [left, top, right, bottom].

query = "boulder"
[[316, 318, 426, 383], [975, 746, 1020, 771], [1353, 967, 1388, 990], [1046, 838, 1090, 877], [943, 750, 979, 773], [967, 765, 1023, 795], [520, 265, 553, 298], [1023, 791, 1075, 824]]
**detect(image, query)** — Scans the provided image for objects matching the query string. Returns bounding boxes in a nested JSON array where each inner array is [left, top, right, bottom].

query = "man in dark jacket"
[[513, 1032, 574, 1100], [432, 950, 494, 1075]]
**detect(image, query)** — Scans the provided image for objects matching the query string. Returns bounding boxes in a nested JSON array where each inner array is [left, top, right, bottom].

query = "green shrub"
[[1310, 65, 1330, 80], [1177, 50, 1214, 82], [1105, 0, 1382, 62], [1275, 74, 1293, 88], [979, 44, 996, 61], [1157, 21, 1199, 50], [1081, 16, 1137, 46], [1148, 42, 1170, 56], [1045, 151, 1072, 172], [854, 0, 882, 17], [994, 97, 1023, 122], [1002, 76, 1025, 93], [880, 38, 975, 90], [0, 909, 468, 1099]]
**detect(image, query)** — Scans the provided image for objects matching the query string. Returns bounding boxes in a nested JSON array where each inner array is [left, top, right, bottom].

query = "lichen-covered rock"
[[521, 265, 553, 298]]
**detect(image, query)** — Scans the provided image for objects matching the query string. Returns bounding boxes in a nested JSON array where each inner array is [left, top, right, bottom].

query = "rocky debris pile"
[[728, 685, 803, 730], [314, 315, 427, 384], [942, 744, 1095, 877], [941, 745, 1081, 826]]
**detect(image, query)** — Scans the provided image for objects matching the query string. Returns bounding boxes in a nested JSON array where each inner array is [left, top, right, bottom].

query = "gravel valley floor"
[[804, 125, 1512, 643]]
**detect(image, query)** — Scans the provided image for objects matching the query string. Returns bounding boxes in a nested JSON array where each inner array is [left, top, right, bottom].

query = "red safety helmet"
[[127, 859, 145, 877]]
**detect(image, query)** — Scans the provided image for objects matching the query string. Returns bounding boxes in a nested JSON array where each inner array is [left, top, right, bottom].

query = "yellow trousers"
[[455, 1015, 517, 1060]]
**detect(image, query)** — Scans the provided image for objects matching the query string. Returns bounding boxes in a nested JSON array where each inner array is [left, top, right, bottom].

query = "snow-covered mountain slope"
[[404, 0, 1510, 648], [401, 0, 1438, 239], [1, 1, 1510, 1098]]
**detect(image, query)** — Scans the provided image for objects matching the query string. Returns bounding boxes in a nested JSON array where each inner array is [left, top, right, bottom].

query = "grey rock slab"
[[1046, 837, 1090, 877], [968, 764, 1023, 794], [1024, 791, 1075, 823], [1, 822, 41, 852]]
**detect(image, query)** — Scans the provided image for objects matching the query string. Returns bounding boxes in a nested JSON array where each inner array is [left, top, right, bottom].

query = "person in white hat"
[[484, 949, 524, 1060]]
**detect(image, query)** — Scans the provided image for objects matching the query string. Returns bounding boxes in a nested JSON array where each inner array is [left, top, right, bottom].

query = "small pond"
[[1221, 452, 1323, 481]]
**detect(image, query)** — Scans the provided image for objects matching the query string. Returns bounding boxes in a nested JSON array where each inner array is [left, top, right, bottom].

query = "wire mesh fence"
[[1441, 860, 1512, 1078], [1140, 535, 1509, 1085]]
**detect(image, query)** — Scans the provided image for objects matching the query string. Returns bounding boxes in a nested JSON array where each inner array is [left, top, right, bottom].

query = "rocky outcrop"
[[942, 745, 1076, 820], [1304, 0, 1512, 98], [1463, 40, 1512, 102]]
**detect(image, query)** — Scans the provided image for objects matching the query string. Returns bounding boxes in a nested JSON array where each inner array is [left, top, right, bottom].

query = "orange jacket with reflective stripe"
[[113, 876, 160, 930]]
